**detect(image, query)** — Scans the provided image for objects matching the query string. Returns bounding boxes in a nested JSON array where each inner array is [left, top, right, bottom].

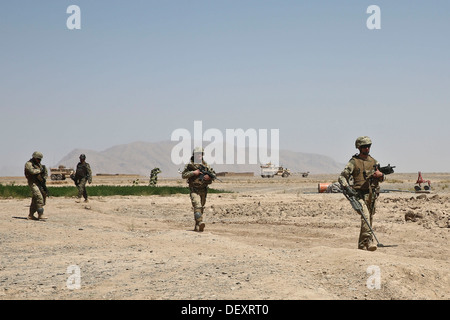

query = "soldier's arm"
[[373, 161, 385, 182], [25, 162, 42, 176], [86, 163, 92, 183], [42, 165, 48, 179], [86, 163, 92, 176], [182, 164, 196, 179], [338, 161, 354, 189]]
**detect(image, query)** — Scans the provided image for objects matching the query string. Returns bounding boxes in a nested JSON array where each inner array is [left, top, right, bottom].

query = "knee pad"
[[194, 212, 202, 220], [37, 208, 44, 214]]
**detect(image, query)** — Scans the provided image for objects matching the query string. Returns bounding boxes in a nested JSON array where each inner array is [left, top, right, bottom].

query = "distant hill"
[[56, 141, 345, 178]]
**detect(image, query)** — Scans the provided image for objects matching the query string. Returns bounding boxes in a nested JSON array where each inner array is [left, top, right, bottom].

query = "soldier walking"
[[73, 154, 92, 203], [181, 147, 216, 232], [24, 151, 48, 220], [338, 136, 385, 251]]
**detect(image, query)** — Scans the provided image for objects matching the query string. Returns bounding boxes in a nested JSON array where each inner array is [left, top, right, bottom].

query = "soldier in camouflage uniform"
[[73, 154, 92, 203], [149, 167, 161, 186], [338, 136, 385, 251], [24, 151, 48, 220], [181, 147, 216, 232]]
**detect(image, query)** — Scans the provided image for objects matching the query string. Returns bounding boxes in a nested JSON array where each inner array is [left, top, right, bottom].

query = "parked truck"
[[50, 165, 74, 181]]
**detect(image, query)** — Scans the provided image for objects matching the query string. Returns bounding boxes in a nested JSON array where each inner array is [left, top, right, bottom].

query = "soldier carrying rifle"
[[338, 136, 388, 251], [181, 147, 218, 232], [24, 151, 48, 220], [72, 154, 92, 203]]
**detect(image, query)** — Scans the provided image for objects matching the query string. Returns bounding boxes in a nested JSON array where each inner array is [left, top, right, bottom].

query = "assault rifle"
[[364, 163, 395, 180], [70, 173, 78, 186], [379, 189, 415, 194], [377, 164, 395, 175], [188, 163, 222, 182], [37, 165, 49, 197]]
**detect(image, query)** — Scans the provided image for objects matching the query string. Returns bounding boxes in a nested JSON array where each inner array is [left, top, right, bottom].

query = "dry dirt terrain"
[[0, 173, 449, 301]]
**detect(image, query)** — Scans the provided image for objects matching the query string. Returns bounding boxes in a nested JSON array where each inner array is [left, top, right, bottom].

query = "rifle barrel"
[[380, 189, 415, 193]]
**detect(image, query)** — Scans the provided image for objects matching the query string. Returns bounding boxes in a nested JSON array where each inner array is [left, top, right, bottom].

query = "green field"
[[0, 184, 229, 198]]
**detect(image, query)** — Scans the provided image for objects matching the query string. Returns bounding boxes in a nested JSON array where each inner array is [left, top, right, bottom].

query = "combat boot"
[[194, 212, 205, 232], [366, 238, 377, 251], [38, 213, 48, 220], [27, 214, 38, 220], [37, 208, 47, 220]]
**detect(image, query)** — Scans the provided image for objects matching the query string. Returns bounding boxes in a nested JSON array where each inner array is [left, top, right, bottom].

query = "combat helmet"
[[192, 146, 204, 154], [79, 154, 86, 160], [32, 151, 43, 159], [355, 136, 372, 149]]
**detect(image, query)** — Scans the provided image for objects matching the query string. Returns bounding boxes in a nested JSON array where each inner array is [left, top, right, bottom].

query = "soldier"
[[73, 154, 92, 203], [181, 147, 216, 232], [24, 151, 48, 220], [149, 167, 161, 186], [338, 136, 385, 251]]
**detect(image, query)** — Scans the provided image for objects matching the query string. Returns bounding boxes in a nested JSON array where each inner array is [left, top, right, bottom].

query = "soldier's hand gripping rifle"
[[197, 164, 222, 182], [363, 163, 396, 180], [188, 163, 222, 182], [377, 164, 395, 175]]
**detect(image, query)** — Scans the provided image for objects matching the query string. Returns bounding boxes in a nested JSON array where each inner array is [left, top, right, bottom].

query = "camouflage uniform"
[[149, 168, 161, 186], [181, 149, 215, 232], [74, 154, 92, 202], [338, 137, 385, 250], [24, 152, 48, 220]]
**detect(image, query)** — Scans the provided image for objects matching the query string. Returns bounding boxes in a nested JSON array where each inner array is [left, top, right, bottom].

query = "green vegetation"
[[0, 184, 229, 199]]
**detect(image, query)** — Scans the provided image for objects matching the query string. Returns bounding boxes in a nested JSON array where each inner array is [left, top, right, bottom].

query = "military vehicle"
[[277, 166, 291, 177], [50, 165, 74, 181], [260, 163, 290, 178], [260, 163, 277, 178]]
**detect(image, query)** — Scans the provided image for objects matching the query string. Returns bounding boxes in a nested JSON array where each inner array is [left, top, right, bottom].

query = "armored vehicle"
[[50, 165, 74, 181]]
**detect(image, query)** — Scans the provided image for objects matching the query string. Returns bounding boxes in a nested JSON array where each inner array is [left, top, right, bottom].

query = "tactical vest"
[[75, 162, 89, 179], [186, 162, 212, 190], [351, 155, 378, 190], [24, 160, 40, 180]]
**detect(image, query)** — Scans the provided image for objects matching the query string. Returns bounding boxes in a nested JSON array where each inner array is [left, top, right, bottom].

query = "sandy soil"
[[0, 173, 449, 300]]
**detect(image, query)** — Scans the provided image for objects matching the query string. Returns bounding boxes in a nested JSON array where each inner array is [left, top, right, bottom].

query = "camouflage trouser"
[[357, 192, 377, 248], [28, 182, 46, 215], [149, 176, 158, 186], [189, 187, 207, 224], [77, 177, 88, 200]]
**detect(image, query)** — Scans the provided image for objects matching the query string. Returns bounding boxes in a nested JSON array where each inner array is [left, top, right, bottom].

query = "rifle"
[[363, 163, 395, 180], [342, 187, 397, 248], [188, 163, 222, 182], [379, 189, 415, 193], [37, 165, 49, 197], [377, 163, 395, 175], [70, 173, 78, 186]]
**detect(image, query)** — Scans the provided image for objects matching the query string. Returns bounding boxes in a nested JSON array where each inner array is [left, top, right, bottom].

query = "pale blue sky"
[[1, 1, 449, 175]]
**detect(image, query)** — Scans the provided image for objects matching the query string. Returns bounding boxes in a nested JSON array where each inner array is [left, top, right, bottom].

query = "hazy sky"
[[1, 0, 449, 175]]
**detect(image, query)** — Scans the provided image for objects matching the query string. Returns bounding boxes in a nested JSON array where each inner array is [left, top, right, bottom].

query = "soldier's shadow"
[[12, 216, 46, 222]]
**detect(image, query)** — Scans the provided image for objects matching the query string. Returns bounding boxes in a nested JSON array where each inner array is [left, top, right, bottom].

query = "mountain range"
[[56, 140, 345, 177]]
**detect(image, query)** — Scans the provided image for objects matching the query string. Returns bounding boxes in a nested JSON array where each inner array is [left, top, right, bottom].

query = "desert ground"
[[0, 172, 449, 301]]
